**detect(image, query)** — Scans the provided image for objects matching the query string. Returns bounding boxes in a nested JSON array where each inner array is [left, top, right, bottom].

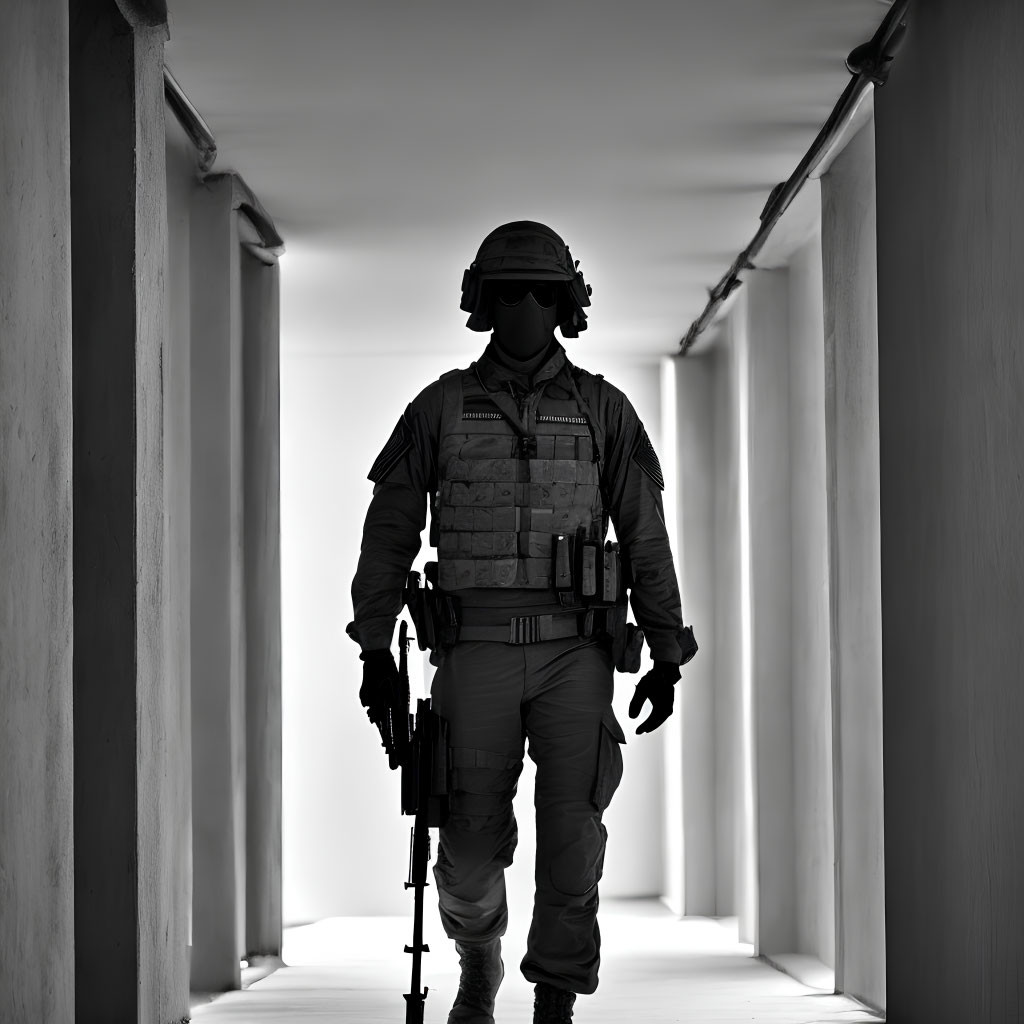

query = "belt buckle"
[[509, 615, 524, 644], [509, 614, 540, 644]]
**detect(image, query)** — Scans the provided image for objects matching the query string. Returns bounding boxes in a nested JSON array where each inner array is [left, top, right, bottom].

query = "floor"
[[191, 899, 883, 1024]]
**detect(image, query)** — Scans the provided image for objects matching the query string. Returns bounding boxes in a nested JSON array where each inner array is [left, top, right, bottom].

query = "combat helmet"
[[460, 221, 593, 337]]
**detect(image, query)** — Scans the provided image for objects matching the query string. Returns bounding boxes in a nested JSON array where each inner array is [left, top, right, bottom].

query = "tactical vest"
[[433, 369, 606, 591]]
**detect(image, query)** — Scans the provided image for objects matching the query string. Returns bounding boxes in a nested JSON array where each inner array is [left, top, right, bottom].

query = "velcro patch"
[[632, 430, 664, 490], [368, 416, 413, 483]]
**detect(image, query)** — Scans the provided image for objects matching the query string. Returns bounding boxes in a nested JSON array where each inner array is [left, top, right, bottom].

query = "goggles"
[[494, 280, 559, 309]]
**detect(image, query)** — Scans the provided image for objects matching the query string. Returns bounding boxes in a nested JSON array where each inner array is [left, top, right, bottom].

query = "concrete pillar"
[[875, 3, 1024, 1020], [190, 173, 248, 992], [70, 1, 188, 1021], [742, 270, 796, 957], [0, 2, 74, 1020], [190, 173, 284, 984], [707, 301, 757, 938], [166, 101, 198, 955], [241, 244, 283, 957], [820, 117, 886, 1011], [786, 234, 834, 970], [670, 354, 718, 915]]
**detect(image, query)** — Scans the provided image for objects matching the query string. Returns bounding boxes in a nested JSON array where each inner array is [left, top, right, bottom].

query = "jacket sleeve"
[[597, 379, 694, 665], [347, 382, 442, 652]]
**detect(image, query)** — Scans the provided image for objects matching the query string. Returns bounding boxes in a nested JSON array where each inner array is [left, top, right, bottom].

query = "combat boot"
[[448, 939, 504, 1023], [533, 981, 576, 1023]]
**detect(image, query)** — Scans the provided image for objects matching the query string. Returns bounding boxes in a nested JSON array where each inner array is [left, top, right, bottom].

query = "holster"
[[400, 701, 450, 827], [404, 566, 459, 663]]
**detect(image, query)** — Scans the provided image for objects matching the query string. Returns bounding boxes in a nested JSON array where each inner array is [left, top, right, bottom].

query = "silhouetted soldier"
[[350, 221, 697, 1024]]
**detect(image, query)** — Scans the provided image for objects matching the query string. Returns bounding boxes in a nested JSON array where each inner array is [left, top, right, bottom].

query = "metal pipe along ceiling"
[[678, 0, 910, 355]]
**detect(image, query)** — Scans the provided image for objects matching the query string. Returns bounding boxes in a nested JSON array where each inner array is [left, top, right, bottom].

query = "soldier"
[[349, 221, 697, 1024]]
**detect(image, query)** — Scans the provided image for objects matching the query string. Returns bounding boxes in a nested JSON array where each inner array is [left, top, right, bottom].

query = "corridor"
[[192, 901, 882, 1024], [5, 2, 1024, 1023]]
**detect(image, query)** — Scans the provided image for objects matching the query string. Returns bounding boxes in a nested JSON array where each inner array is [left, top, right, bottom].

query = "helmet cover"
[[460, 221, 593, 336]]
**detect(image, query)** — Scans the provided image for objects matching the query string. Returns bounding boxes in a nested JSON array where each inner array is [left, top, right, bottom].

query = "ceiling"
[[163, 0, 888, 359]]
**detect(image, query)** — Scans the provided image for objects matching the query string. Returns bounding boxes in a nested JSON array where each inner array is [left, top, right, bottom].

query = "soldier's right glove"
[[628, 661, 681, 735], [359, 648, 399, 725]]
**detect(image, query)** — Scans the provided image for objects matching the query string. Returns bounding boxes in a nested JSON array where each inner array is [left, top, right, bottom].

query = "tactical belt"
[[457, 609, 597, 645]]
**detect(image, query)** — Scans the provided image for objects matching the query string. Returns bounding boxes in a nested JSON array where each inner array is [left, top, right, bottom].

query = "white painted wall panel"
[[821, 116, 885, 1011], [743, 270, 796, 957], [875, 3, 1024, 1018], [787, 234, 835, 968]]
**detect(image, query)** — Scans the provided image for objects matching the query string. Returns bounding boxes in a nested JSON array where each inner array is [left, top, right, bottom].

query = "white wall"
[[820, 117, 885, 1011], [875, 4, 1024, 1016], [677, 191, 837, 971], [595, 356, 669, 899], [281, 350, 449, 920], [281, 336, 669, 922], [744, 269, 796, 956], [787, 234, 835, 967], [668, 353, 718, 916], [708, 307, 756, 933]]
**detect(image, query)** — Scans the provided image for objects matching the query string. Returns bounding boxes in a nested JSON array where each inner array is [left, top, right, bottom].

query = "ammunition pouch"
[[601, 603, 645, 673], [552, 530, 625, 607], [556, 533, 644, 671]]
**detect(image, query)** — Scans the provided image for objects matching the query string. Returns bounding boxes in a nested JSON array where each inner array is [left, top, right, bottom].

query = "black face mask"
[[491, 282, 560, 359]]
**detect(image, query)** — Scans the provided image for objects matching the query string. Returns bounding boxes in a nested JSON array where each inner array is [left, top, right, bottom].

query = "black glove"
[[628, 661, 682, 735], [359, 648, 399, 725]]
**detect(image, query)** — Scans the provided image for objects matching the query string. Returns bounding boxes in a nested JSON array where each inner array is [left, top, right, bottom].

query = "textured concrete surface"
[[875, 2, 1024, 1021], [0, 1, 74, 1021], [820, 117, 886, 1012], [190, 173, 248, 993], [70, 13, 141, 1011], [70, 1, 185, 1021], [241, 243, 284, 957], [192, 900, 882, 1023], [133, 11, 183, 1022], [166, 86, 198, 977]]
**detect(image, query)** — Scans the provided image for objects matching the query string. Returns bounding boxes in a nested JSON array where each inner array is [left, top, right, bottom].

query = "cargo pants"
[[430, 635, 626, 995]]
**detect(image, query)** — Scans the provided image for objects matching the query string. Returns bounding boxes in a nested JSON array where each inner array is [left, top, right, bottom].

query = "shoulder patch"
[[368, 416, 413, 484], [632, 430, 664, 490]]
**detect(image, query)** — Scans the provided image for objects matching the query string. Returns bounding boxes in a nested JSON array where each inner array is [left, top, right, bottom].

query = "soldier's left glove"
[[628, 661, 682, 735]]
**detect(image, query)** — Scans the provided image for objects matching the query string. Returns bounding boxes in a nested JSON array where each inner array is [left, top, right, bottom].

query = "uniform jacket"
[[349, 339, 690, 663]]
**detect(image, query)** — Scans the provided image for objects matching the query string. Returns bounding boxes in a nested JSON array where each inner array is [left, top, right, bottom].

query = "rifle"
[[390, 620, 450, 1024]]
